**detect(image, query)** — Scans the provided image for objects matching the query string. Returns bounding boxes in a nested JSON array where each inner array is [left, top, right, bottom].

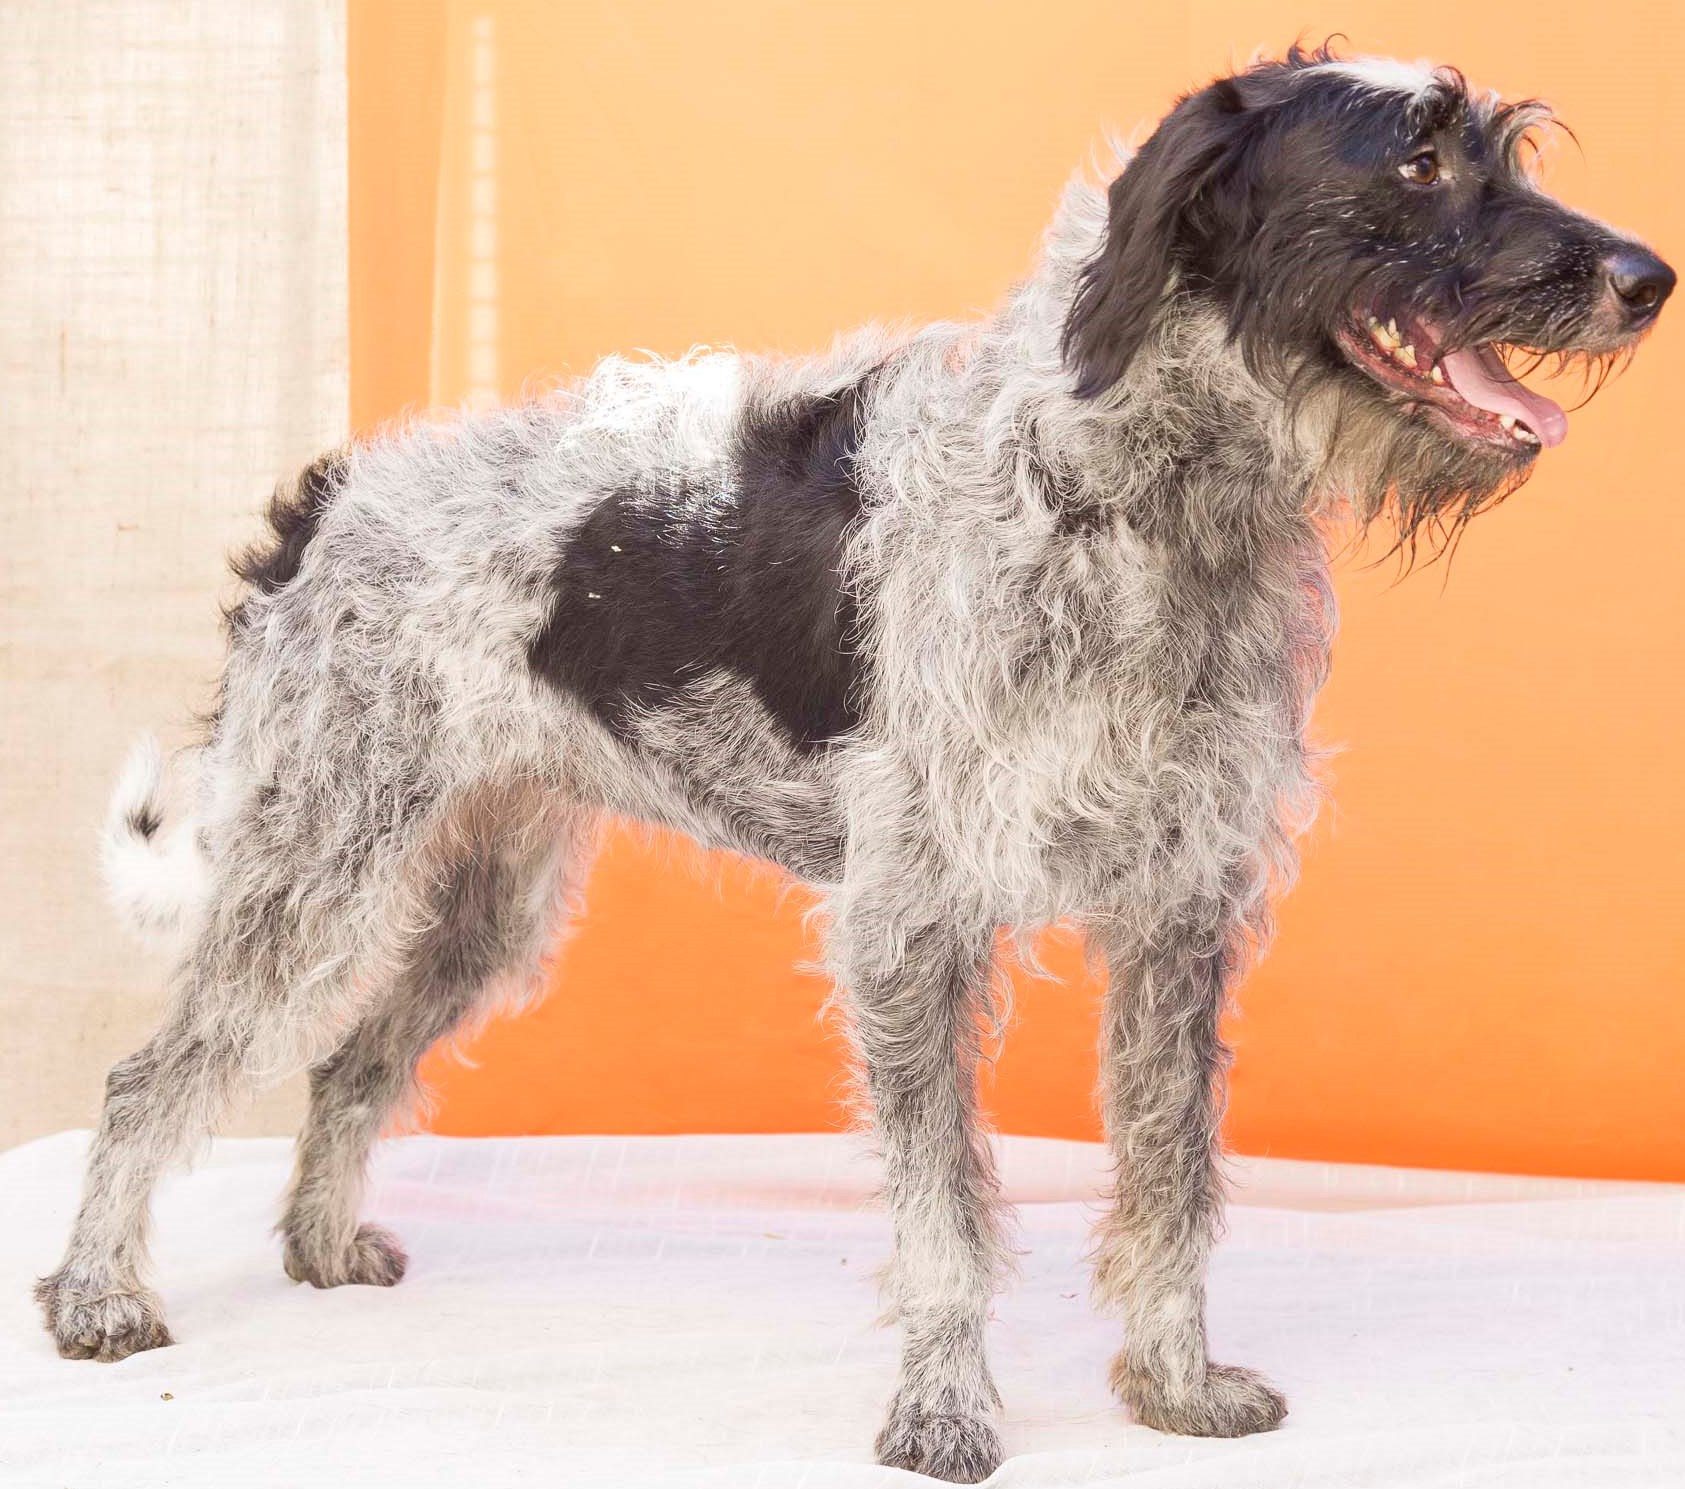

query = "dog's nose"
[[1605, 247, 1676, 324]]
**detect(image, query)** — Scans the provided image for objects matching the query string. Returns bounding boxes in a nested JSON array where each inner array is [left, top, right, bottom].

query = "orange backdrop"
[[348, 1, 1685, 1179]]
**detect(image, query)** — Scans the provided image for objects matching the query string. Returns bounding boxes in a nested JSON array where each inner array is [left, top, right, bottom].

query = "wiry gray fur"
[[38, 50, 1671, 1483]]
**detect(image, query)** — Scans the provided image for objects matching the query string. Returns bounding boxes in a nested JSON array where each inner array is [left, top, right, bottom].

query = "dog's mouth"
[[1335, 308, 1568, 453]]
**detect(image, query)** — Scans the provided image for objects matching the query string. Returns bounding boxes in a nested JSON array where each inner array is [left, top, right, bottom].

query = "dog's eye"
[[1399, 149, 1440, 186]]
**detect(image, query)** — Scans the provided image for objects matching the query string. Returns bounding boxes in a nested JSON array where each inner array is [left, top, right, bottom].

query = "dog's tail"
[[101, 735, 210, 948]]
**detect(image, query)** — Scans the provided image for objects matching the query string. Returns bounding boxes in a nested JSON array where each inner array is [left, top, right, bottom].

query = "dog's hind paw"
[[283, 1222, 408, 1289], [34, 1271, 173, 1362], [874, 1393, 1002, 1483], [1113, 1356, 1287, 1437]]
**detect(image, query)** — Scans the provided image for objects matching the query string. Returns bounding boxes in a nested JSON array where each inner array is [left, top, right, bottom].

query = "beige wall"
[[0, 1, 348, 1148]]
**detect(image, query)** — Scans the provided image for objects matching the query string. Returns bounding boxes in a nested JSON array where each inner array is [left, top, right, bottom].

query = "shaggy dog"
[[38, 46, 1673, 1483]]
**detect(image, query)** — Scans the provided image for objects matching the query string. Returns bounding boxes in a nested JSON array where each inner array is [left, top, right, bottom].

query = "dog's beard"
[[1300, 369, 1538, 564], [1284, 305, 1632, 563]]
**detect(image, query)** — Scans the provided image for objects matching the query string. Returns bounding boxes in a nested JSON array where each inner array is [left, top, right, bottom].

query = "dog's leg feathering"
[[280, 823, 581, 1288], [35, 1000, 250, 1361], [831, 904, 1010, 1484], [1089, 911, 1287, 1438]]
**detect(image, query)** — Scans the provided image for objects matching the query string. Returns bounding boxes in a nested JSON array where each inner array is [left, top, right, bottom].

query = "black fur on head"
[[1064, 43, 1675, 549]]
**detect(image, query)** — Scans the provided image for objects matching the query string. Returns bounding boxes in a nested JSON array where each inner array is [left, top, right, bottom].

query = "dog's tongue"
[[1440, 343, 1567, 447]]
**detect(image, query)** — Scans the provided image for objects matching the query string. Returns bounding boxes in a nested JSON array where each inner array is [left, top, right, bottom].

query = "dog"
[[38, 46, 1672, 1483]]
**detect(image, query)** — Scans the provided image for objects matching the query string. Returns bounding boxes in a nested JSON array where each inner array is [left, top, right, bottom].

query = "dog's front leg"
[[830, 907, 1010, 1484], [1089, 911, 1287, 1437]]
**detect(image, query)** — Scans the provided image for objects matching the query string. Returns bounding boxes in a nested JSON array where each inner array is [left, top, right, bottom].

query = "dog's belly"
[[566, 670, 851, 885]]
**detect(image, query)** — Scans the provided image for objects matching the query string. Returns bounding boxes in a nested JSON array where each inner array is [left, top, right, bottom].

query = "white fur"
[[100, 735, 207, 949], [1317, 56, 1441, 99]]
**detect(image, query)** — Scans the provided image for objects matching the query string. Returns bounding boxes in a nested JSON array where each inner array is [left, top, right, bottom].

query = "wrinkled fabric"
[[2, 1132, 1681, 1487]]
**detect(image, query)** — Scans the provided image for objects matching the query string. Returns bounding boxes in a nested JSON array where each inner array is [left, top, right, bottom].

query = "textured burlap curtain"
[[0, 2, 348, 1145]]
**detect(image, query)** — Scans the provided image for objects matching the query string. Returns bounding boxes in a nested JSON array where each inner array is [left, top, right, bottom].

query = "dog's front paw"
[[874, 1391, 1002, 1483], [283, 1222, 408, 1288], [34, 1271, 173, 1362], [1112, 1356, 1286, 1437]]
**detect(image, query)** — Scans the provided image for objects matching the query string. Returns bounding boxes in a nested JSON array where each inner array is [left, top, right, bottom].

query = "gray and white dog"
[[38, 47, 1673, 1482]]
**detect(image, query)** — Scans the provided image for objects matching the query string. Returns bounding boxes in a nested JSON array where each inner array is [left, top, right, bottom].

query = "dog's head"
[[1063, 47, 1673, 538]]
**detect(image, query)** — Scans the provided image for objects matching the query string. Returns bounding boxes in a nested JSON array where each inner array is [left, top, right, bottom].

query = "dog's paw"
[[283, 1223, 408, 1289], [874, 1392, 1002, 1483], [1112, 1355, 1287, 1437], [34, 1271, 174, 1362]]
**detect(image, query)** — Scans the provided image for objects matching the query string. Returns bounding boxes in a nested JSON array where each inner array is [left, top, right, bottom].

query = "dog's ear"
[[1063, 79, 1253, 399]]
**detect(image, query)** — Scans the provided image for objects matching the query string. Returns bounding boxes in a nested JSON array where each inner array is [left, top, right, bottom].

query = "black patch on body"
[[226, 450, 347, 629], [527, 375, 876, 751]]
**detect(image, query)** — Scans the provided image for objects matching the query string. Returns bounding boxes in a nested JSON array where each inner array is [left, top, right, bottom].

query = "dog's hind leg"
[[830, 898, 1009, 1485], [1088, 906, 1287, 1437], [278, 809, 584, 1289], [35, 766, 475, 1361], [33, 999, 251, 1361], [32, 837, 324, 1362]]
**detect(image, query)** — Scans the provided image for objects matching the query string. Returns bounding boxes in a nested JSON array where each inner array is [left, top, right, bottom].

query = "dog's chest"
[[996, 531, 1331, 906]]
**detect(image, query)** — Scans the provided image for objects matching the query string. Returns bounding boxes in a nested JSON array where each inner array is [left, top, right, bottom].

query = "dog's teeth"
[[1516, 425, 1539, 444], [1499, 415, 1516, 431], [1372, 319, 1400, 350], [1428, 364, 1444, 384], [1396, 344, 1417, 368]]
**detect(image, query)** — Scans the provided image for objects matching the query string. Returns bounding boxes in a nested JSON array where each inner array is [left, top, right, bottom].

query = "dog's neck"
[[980, 176, 1327, 567]]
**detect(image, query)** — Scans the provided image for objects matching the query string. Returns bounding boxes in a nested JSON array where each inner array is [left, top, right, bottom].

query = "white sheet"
[[1, 1131, 1680, 1487]]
